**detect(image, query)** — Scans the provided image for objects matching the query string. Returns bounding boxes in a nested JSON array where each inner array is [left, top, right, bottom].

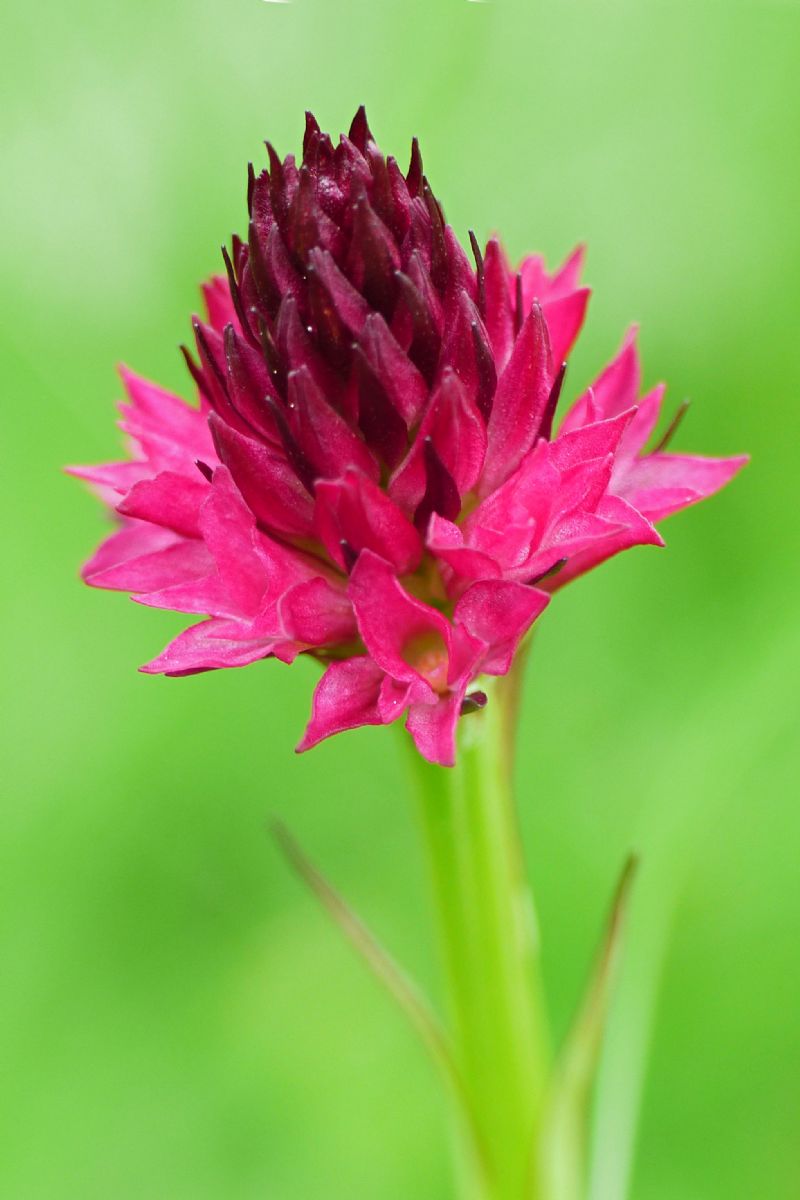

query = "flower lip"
[[402, 630, 450, 693]]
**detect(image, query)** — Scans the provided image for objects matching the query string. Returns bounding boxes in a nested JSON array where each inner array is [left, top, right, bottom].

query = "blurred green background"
[[2, 1, 798, 1197]]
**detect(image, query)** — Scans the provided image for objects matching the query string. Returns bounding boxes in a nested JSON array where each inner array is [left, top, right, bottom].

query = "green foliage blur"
[[2, 1, 798, 1196]]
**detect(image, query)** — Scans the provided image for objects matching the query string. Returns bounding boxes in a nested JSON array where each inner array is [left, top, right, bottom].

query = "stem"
[[411, 665, 551, 1200]]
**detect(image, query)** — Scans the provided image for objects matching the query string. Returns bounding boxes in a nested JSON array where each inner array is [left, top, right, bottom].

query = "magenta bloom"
[[70, 110, 746, 766]]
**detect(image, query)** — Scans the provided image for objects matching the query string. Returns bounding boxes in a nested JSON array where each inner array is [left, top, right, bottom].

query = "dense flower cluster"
[[71, 110, 746, 765]]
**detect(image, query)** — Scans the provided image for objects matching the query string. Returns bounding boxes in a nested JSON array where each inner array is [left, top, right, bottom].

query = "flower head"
[[70, 109, 746, 766]]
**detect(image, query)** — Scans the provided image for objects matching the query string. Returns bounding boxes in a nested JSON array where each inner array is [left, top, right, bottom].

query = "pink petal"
[[560, 328, 640, 434], [288, 367, 378, 483], [549, 410, 635, 474], [348, 551, 445, 699], [482, 304, 553, 497], [454, 580, 550, 675], [315, 469, 423, 574], [196, 466, 272, 613], [619, 452, 749, 522], [278, 577, 357, 646], [541, 288, 590, 366], [617, 385, 665, 463], [426, 514, 502, 593], [551, 494, 665, 588], [141, 618, 282, 676], [517, 245, 586, 307], [66, 460, 149, 504], [202, 274, 239, 333], [390, 369, 487, 512], [405, 692, 463, 768], [83, 525, 212, 593], [117, 470, 210, 538], [482, 237, 515, 369], [547, 244, 587, 295], [118, 367, 215, 470], [296, 657, 386, 751], [209, 413, 314, 538]]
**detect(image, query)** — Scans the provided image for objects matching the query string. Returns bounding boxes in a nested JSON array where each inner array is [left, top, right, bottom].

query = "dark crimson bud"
[[394, 269, 441, 384], [266, 141, 289, 229], [348, 195, 400, 316], [406, 136, 423, 197], [247, 220, 281, 315], [422, 178, 448, 291], [415, 436, 462, 532], [257, 315, 286, 395], [352, 343, 408, 469], [306, 261, 350, 373], [471, 319, 497, 422], [180, 343, 212, 405], [223, 324, 278, 443], [303, 111, 321, 160], [469, 230, 485, 315], [221, 244, 257, 346], [264, 393, 318, 495], [460, 690, 488, 715], [348, 105, 373, 154], [193, 319, 230, 408], [288, 167, 319, 265]]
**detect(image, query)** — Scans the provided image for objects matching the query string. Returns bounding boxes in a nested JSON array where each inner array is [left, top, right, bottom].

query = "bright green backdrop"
[[2, 1, 798, 1197]]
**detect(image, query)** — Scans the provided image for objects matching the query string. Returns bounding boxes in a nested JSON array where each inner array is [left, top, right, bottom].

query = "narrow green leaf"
[[536, 855, 638, 1200], [270, 819, 492, 1193]]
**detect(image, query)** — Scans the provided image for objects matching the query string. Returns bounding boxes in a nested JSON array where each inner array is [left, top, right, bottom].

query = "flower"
[[70, 109, 746, 766]]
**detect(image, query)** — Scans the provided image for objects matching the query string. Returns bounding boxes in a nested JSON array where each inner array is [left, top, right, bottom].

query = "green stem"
[[411, 666, 551, 1200]]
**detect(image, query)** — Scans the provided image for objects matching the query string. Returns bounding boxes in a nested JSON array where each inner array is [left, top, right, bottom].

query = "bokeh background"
[[3, 1, 798, 1197]]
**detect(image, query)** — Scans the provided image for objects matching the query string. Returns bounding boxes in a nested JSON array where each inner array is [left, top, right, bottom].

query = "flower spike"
[[71, 111, 747, 765]]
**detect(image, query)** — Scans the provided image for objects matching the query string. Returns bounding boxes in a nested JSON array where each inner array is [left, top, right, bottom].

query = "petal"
[[83, 525, 212, 593], [66, 460, 150, 505], [296, 657, 386, 751], [209, 413, 315, 538], [278, 577, 357, 646], [348, 551, 445, 698], [198, 466, 272, 612], [550, 494, 665, 588], [454, 580, 550, 675], [118, 367, 215, 470], [617, 385, 665, 462], [117, 470, 210, 538], [560, 328, 640, 434], [141, 617, 282, 675], [541, 288, 590, 366], [357, 312, 428, 425], [426, 514, 502, 593], [482, 237, 515, 370], [288, 367, 378, 483], [547, 244, 587, 295], [405, 692, 463, 768], [315, 469, 423, 574], [619, 452, 749, 522], [549, 410, 635, 474], [482, 304, 553, 497], [202, 274, 239, 333], [390, 369, 487, 513]]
